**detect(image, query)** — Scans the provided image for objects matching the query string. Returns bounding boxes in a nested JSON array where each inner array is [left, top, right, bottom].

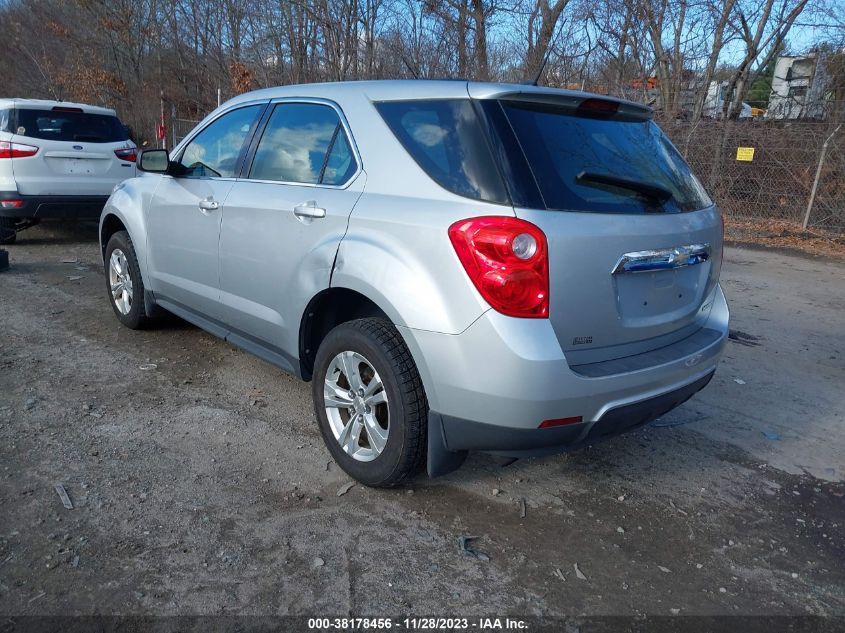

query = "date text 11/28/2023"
[[307, 617, 529, 630]]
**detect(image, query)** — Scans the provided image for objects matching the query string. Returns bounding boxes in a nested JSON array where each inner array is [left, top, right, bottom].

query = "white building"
[[766, 53, 829, 120], [702, 80, 753, 119]]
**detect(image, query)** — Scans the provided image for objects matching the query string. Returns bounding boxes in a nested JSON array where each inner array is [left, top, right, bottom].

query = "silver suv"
[[99, 81, 728, 486], [1, 99, 137, 243]]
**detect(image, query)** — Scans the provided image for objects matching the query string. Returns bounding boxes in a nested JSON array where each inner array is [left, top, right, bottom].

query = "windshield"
[[498, 100, 712, 214], [14, 108, 129, 143]]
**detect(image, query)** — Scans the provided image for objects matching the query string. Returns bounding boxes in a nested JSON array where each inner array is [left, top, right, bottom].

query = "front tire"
[[312, 318, 427, 487], [104, 230, 149, 329]]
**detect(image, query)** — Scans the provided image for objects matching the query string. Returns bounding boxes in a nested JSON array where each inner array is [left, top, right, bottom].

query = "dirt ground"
[[0, 220, 843, 618], [724, 218, 845, 261]]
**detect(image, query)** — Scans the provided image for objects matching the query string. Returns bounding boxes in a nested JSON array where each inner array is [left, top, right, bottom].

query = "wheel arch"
[[100, 213, 127, 261], [298, 287, 392, 381]]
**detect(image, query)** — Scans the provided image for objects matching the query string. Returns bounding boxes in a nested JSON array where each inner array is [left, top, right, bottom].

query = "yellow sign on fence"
[[736, 147, 755, 161]]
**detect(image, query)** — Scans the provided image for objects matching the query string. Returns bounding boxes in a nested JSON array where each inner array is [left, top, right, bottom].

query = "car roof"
[[0, 98, 117, 116], [224, 79, 651, 115]]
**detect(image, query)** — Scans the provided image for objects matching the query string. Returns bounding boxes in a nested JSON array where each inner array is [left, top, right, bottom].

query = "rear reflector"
[[0, 200, 24, 209], [114, 148, 138, 162], [0, 141, 38, 159], [538, 416, 583, 429]]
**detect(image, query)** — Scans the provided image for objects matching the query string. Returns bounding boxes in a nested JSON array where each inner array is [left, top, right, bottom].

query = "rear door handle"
[[293, 201, 326, 219], [198, 198, 220, 212]]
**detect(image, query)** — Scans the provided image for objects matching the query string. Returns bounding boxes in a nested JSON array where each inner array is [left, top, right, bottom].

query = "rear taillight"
[[448, 216, 549, 318], [114, 148, 137, 162], [0, 200, 24, 209], [0, 141, 38, 159]]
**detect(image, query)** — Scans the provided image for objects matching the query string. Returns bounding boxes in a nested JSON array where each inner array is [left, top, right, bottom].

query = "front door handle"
[[198, 198, 220, 212], [293, 201, 326, 219]]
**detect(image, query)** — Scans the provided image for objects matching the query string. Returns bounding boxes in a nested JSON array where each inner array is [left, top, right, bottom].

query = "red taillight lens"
[[0, 200, 24, 209], [449, 216, 549, 318], [114, 148, 137, 162], [0, 141, 38, 158]]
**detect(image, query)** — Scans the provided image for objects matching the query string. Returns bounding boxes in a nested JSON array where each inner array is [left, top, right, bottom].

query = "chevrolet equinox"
[[99, 80, 729, 486]]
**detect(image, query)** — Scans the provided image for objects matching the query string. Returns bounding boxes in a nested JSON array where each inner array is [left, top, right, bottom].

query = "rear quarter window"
[[375, 100, 509, 204], [13, 108, 129, 143]]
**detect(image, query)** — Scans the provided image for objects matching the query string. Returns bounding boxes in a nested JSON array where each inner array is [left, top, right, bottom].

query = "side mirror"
[[137, 149, 170, 174]]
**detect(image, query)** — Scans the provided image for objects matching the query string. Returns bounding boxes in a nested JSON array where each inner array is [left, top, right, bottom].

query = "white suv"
[[0, 99, 137, 243]]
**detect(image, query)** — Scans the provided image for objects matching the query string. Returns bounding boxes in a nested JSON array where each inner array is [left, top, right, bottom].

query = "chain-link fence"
[[171, 117, 201, 148], [662, 118, 845, 232]]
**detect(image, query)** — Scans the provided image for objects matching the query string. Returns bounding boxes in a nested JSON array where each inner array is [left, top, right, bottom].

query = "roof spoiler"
[[480, 90, 652, 122]]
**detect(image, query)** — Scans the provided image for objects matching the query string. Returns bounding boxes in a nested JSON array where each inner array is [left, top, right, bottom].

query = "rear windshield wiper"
[[576, 171, 673, 204]]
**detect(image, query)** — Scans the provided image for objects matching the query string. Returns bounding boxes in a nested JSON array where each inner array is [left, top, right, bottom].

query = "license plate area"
[[64, 158, 95, 175], [613, 265, 708, 326]]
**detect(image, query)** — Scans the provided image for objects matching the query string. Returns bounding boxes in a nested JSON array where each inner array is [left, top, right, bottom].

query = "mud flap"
[[427, 411, 468, 478], [143, 289, 168, 319]]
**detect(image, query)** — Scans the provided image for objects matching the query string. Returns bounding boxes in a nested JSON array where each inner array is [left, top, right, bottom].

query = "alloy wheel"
[[323, 350, 389, 462], [108, 249, 133, 315]]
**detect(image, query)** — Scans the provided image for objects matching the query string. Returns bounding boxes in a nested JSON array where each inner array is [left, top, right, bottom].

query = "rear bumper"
[[0, 192, 109, 219], [432, 369, 714, 456], [398, 284, 729, 475]]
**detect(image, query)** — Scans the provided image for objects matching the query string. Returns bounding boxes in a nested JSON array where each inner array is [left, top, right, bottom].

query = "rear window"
[[13, 108, 129, 143], [498, 101, 712, 213], [375, 100, 509, 204]]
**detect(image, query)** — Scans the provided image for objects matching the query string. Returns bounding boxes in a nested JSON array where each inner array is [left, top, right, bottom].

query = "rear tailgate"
[[477, 92, 722, 364], [516, 206, 722, 361], [10, 106, 135, 196]]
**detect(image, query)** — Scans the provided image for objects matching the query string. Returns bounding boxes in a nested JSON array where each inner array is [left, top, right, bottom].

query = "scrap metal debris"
[[458, 536, 489, 562], [336, 481, 355, 497], [553, 568, 566, 581], [519, 498, 526, 518], [573, 562, 587, 580], [729, 329, 761, 347], [54, 484, 73, 509]]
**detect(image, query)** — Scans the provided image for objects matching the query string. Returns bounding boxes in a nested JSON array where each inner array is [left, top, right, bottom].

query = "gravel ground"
[[0, 221, 843, 617]]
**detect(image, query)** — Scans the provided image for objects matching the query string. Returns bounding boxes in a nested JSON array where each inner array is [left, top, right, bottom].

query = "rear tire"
[[104, 230, 149, 329], [0, 218, 17, 245], [312, 318, 427, 487]]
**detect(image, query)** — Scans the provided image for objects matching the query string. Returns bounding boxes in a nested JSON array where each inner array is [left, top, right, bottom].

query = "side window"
[[179, 105, 261, 178], [375, 100, 509, 204], [322, 129, 357, 185], [249, 102, 357, 185]]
